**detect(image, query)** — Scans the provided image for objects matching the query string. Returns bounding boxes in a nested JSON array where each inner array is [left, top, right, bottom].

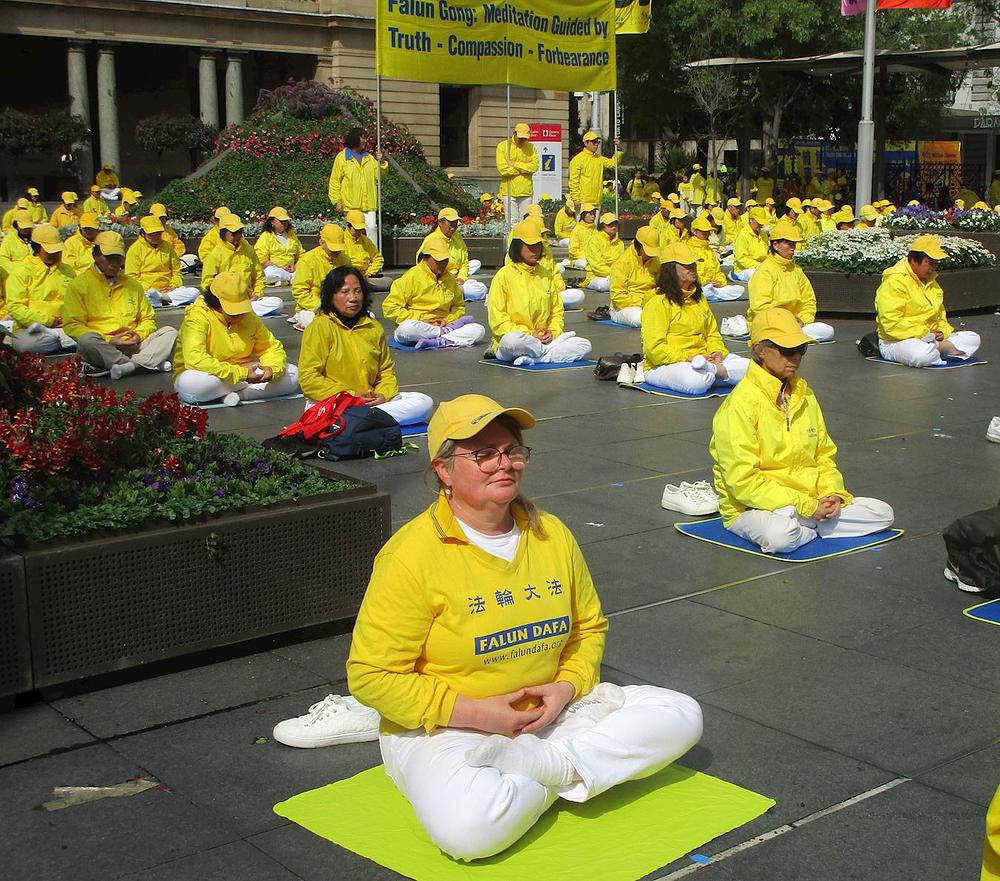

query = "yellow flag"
[[615, 0, 651, 34]]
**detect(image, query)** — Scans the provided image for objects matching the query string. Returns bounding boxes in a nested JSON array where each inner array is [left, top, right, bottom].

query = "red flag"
[[877, 0, 951, 8]]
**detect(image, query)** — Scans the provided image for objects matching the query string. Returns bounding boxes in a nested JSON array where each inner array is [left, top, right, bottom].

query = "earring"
[[444, 486, 453, 498]]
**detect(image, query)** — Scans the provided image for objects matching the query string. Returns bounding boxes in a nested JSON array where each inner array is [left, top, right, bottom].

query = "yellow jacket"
[[722, 212, 741, 244], [705, 175, 722, 203], [298, 311, 398, 402], [984, 785, 1000, 881], [820, 215, 837, 233], [754, 177, 774, 202], [657, 223, 688, 251], [689, 172, 706, 205], [641, 290, 727, 369], [417, 227, 469, 281], [291, 246, 345, 312], [6, 255, 75, 330], [487, 260, 564, 347], [126, 237, 182, 291], [198, 226, 221, 263], [649, 211, 671, 232], [710, 360, 851, 525], [689, 236, 727, 287], [63, 266, 158, 341], [163, 224, 186, 258], [553, 209, 576, 240], [583, 229, 625, 284], [50, 205, 81, 229], [568, 220, 595, 260], [678, 181, 693, 202], [254, 230, 303, 271], [201, 239, 264, 298], [798, 212, 821, 242], [29, 203, 48, 224], [82, 196, 109, 217], [328, 149, 387, 212], [989, 181, 1000, 208], [343, 231, 384, 277], [875, 256, 953, 341], [347, 491, 607, 733], [174, 296, 285, 383], [496, 138, 539, 198], [568, 148, 621, 204], [62, 231, 96, 275], [748, 253, 817, 325], [0, 233, 31, 280], [95, 169, 119, 188], [733, 226, 769, 272], [609, 246, 659, 311], [384, 262, 463, 326]]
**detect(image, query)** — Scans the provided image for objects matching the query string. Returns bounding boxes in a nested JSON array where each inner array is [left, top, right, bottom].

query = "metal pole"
[[376, 74, 383, 253], [855, 0, 877, 210], [506, 84, 512, 230], [613, 91, 620, 217]]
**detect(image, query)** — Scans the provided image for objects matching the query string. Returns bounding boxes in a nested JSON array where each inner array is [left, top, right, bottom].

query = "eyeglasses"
[[452, 445, 532, 472], [773, 343, 808, 358]]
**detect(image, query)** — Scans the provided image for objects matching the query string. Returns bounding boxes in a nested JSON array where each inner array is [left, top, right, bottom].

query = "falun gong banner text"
[[615, 0, 651, 35], [376, 0, 616, 92]]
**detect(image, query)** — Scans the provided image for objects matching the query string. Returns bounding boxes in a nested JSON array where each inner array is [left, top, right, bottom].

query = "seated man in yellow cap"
[[2, 198, 32, 233], [833, 207, 855, 230], [50, 192, 82, 229], [63, 231, 177, 379], [112, 188, 142, 219], [198, 206, 232, 264], [0, 212, 35, 288], [649, 198, 675, 234], [798, 199, 822, 241], [202, 214, 283, 318], [62, 212, 102, 274], [384, 238, 485, 349], [253, 206, 303, 286], [608, 226, 660, 327], [731, 206, 770, 282], [25, 187, 47, 224], [6, 225, 77, 353], [875, 234, 980, 367], [658, 208, 689, 251], [174, 272, 299, 406], [711, 307, 894, 553], [857, 205, 879, 229], [553, 197, 577, 247], [83, 185, 109, 217], [721, 198, 742, 245], [496, 123, 538, 228], [583, 213, 625, 292], [418, 208, 487, 301], [126, 216, 202, 307], [149, 203, 187, 261], [96, 163, 121, 201], [562, 203, 596, 271], [507, 216, 584, 309], [688, 215, 745, 302], [290, 222, 346, 328]]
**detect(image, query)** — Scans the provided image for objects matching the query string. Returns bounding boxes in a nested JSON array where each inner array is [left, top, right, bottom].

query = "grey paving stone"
[[270, 633, 353, 685], [916, 743, 1000, 808], [0, 702, 95, 767], [112, 840, 302, 881]]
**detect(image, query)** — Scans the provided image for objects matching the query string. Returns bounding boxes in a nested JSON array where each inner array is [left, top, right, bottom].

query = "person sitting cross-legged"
[[6, 225, 77, 354], [553, 197, 576, 247], [563, 203, 596, 271], [63, 231, 177, 380], [126, 216, 201, 308], [607, 226, 661, 327], [582, 213, 625, 292], [688, 215, 745, 302], [253, 206, 303, 286], [710, 307, 894, 554], [62, 212, 102, 275], [505, 217, 584, 309], [418, 208, 487, 301], [201, 214, 283, 318], [290, 223, 347, 329], [731, 206, 769, 282], [343, 209, 391, 293]]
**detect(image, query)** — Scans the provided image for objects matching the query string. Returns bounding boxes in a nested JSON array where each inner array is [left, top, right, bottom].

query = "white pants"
[[561, 288, 585, 308], [561, 257, 587, 271], [252, 296, 284, 318], [146, 286, 201, 308], [802, 321, 834, 342], [174, 364, 300, 404], [100, 187, 120, 201], [505, 195, 532, 227], [496, 331, 592, 364], [609, 306, 642, 327], [380, 683, 702, 861], [878, 331, 981, 367], [394, 319, 486, 347], [292, 309, 315, 328], [461, 279, 488, 301], [557, 237, 570, 248], [304, 391, 434, 426], [264, 265, 294, 284], [11, 325, 76, 354], [468, 259, 482, 276], [729, 497, 895, 554], [587, 276, 611, 293], [703, 284, 745, 302], [355, 210, 377, 243], [645, 353, 750, 394], [732, 268, 756, 283]]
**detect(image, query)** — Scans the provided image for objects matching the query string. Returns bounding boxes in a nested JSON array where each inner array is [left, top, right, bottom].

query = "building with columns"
[[3, 0, 569, 201]]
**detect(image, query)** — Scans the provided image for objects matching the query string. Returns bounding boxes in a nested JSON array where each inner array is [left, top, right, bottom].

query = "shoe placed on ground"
[[661, 480, 720, 515], [943, 565, 986, 594], [616, 362, 635, 385], [587, 305, 611, 321], [222, 392, 242, 407], [160, 360, 172, 373], [272, 694, 381, 748], [109, 361, 137, 381], [987, 417, 1000, 443], [632, 362, 646, 384], [79, 363, 111, 379], [720, 315, 748, 337]]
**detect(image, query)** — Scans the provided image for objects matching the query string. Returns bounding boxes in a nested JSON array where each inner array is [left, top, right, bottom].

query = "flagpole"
[[855, 0, 877, 209], [613, 91, 620, 217], [376, 73, 383, 254], [506, 83, 512, 230]]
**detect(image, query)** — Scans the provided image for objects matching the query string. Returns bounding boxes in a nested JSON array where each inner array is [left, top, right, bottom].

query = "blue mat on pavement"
[[625, 382, 733, 400], [192, 393, 304, 410], [866, 355, 987, 369], [597, 319, 639, 329], [481, 358, 597, 371], [964, 599, 1000, 626], [400, 421, 428, 439], [675, 517, 904, 562]]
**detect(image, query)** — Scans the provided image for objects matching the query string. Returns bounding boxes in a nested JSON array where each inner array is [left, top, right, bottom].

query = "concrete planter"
[[0, 554, 31, 703], [387, 236, 507, 269]]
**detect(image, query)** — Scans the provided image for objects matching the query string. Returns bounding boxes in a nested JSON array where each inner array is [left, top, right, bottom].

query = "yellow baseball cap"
[[61, 191, 78, 204], [751, 308, 815, 347], [31, 225, 64, 254], [525, 204, 544, 219], [268, 206, 292, 222], [420, 238, 451, 261], [784, 197, 803, 214], [564, 196, 576, 211], [710, 207, 725, 224], [510, 219, 544, 245], [210, 271, 252, 316], [833, 209, 855, 225], [319, 224, 345, 250], [131, 189, 144, 199], [219, 214, 244, 233], [582, 131, 600, 142], [633, 226, 660, 256], [661, 241, 697, 265], [745, 199, 758, 208], [514, 122, 531, 138], [599, 212, 619, 226], [765, 197, 776, 206], [95, 231, 126, 257], [345, 209, 367, 230], [973, 200, 990, 211], [12, 211, 33, 231], [26, 187, 39, 196], [659, 198, 676, 209], [907, 199, 920, 207], [668, 192, 680, 202], [79, 212, 100, 230], [479, 193, 493, 202], [859, 205, 879, 222], [692, 163, 702, 171], [668, 208, 687, 221], [580, 202, 597, 213], [726, 197, 742, 208], [691, 214, 714, 233], [213, 206, 231, 220], [769, 220, 804, 243], [90, 185, 101, 194], [909, 234, 948, 260], [437, 207, 460, 222], [427, 394, 534, 462], [749, 207, 770, 225], [150, 203, 168, 218], [140, 215, 165, 234], [801, 198, 813, 208]]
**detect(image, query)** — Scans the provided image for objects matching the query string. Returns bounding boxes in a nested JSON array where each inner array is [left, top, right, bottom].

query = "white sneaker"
[[721, 315, 748, 337], [943, 565, 986, 594], [222, 392, 242, 407], [272, 694, 380, 748], [987, 417, 1000, 443], [616, 362, 635, 385], [632, 362, 646, 384], [661, 480, 720, 515]]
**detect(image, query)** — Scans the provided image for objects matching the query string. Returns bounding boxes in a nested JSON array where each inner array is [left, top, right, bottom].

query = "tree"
[[135, 114, 218, 182], [0, 108, 88, 156]]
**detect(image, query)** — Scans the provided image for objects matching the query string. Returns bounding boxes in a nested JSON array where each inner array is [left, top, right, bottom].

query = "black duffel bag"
[[942, 501, 1000, 595], [594, 352, 644, 381]]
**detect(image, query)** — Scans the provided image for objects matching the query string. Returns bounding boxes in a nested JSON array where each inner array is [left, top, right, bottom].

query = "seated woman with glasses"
[[710, 308, 893, 554], [341, 394, 703, 860]]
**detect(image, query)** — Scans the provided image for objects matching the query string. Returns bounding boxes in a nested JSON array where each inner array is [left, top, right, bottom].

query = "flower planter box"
[[14, 472, 389, 693], [887, 228, 1000, 252], [0, 553, 31, 702], [387, 236, 507, 269]]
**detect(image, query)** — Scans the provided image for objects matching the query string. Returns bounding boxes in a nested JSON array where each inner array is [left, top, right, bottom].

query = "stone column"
[[96, 43, 120, 176], [67, 41, 93, 183], [199, 50, 220, 130], [225, 51, 245, 126]]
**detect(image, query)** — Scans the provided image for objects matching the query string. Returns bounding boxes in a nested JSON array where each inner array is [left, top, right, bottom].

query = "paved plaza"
[[2, 277, 998, 880]]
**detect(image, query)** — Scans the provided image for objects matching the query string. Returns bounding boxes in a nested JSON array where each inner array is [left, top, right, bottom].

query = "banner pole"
[[613, 91, 620, 217], [376, 73, 383, 254], [506, 83, 512, 230]]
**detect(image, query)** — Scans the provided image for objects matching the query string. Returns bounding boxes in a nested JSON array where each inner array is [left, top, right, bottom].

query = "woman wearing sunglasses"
[[710, 308, 893, 554], [346, 394, 703, 860]]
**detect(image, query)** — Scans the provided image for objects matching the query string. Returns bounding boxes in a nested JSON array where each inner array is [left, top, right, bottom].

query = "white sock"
[[110, 361, 137, 380], [466, 733, 574, 786]]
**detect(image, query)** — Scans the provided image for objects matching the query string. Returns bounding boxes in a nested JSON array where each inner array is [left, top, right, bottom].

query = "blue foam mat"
[[625, 382, 732, 400], [866, 355, 987, 369], [675, 517, 904, 562], [481, 358, 597, 371], [964, 598, 1000, 625], [193, 393, 304, 410], [722, 334, 750, 342], [400, 421, 428, 439], [597, 319, 639, 329], [389, 337, 479, 353]]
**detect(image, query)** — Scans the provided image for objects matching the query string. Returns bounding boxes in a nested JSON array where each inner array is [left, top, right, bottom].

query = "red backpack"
[[277, 392, 368, 442]]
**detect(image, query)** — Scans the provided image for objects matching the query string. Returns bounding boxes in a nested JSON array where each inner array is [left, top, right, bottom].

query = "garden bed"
[[387, 236, 507, 269]]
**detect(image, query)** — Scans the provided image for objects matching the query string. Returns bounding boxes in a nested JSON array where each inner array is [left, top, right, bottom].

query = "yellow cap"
[[973, 200, 990, 211], [61, 191, 78, 204], [599, 212, 619, 226], [784, 197, 803, 214], [667, 192, 680, 202], [745, 199, 758, 208], [765, 197, 776, 206], [801, 198, 813, 208], [692, 163, 702, 171], [140, 215, 165, 234], [661, 241, 697, 265], [514, 122, 531, 138], [659, 198, 675, 209], [26, 187, 39, 196], [479, 193, 493, 202], [319, 223, 345, 250], [31, 225, 64, 254], [79, 212, 100, 230], [219, 214, 244, 233], [649, 192, 661, 201], [90, 185, 101, 193], [710, 207, 725, 224], [768, 220, 803, 243], [691, 214, 714, 233], [668, 208, 687, 222], [564, 196, 576, 211], [268, 206, 292, 222], [749, 207, 770, 225], [633, 226, 660, 256], [345, 209, 367, 230], [907, 199, 920, 207], [95, 231, 126, 257], [102, 163, 114, 171], [150, 202, 168, 218], [210, 271, 252, 315], [131, 189, 144, 199], [751, 307, 815, 347], [579, 202, 597, 213], [582, 131, 600, 142], [954, 199, 966, 210], [909, 234, 948, 260], [427, 394, 534, 461], [859, 205, 879, 222], [833, 209, 855, 225], [214, 206, 231, 220], [525, 204, 544, 219], [437, 207, 460, 222], [726, 197, 742, 208], [420, 238, 452, 261], [12, 211, 32, 231], [510, 219, 544, 245]]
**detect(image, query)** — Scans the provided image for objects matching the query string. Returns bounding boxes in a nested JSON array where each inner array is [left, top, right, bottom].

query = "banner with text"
[[376, 0, 616, 92], [615, 0, 652, 34]]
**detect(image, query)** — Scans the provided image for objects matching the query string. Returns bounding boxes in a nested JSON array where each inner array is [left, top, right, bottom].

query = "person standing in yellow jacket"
[[50, 192, 82, 229], [198, 207, 231, 263], [496, 123, 539, 229], [710, 308, 893, 553], [173, 272, 298, 406], [340, 209, 390, 293], [874, 234, 981, 367], [328, 127, 387, 241], [201, 214, 282, 318], [753, 169, 774, 203], [568, 131, 622, 209], [689, 215, 744, 301], [732, 207, 770, 281], [418, 208, 487, 301], [553, 198, 577, 246], [83, 185, 109, 218], [253, 206, 303, 286], [25, 187, 47, 224], [63, 231, 177, 380], [126, 216, 201, 307], [564, 203, 596, 270], [290, 223, 347, 329], [688, 164, 706, 211], [583, 213, 625, 291], [6, 225, 77, 353], [62, 212, 102, 275], [608, 226, 660, 327]]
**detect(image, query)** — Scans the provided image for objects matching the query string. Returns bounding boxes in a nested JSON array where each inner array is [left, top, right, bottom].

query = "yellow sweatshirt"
[[642, 290, 727, 369], [553, 208, 576, 240], [568, 148, 621, 205], [347, 492, 608, 733], [62, 231, 96, 275], [328, 150, 387, 212], [710, 360, 851, 526], [254, 230, 303, 271], [748, 252, 817, 326], [0, 233, 31, 280], [754, 177, 774, 202], [984, 784, 1000, 880], [163, 224, 186, 259], [63, 266, 158, 341], [198, 226, 221, 263], [50, 205, 82, 229], [609, 246, 660, 311], [798, 212, 821, 243], [689, 236, 727, 288], [722, 212, 741, 244], [732, 226, 769, 272], [495, 138, 539, 198], [298, 311, 399, 402], [343, 231, 384, 277], [173, 296, 286, 383], [487, 261, 564, 348], [417, 227, 470, 282], [568, 221, 595, 261], [875, 256, 953, 341], [95, 170, 119, 188], [291, 246, 346, 313], [126, 237, 182, 292], [689, 172, 706, 205], [650, 210, 672, 233], [384, 262, 463, 326], [583, 229, 625, 284], [29, 203, 48, 224], [201, 239, 264, 298], [82, 196, 108, 217], [6, 256, 75, 329]]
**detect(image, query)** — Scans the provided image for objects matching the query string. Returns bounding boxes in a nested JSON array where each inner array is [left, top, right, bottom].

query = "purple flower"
[[10, 475, 37, 509]]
